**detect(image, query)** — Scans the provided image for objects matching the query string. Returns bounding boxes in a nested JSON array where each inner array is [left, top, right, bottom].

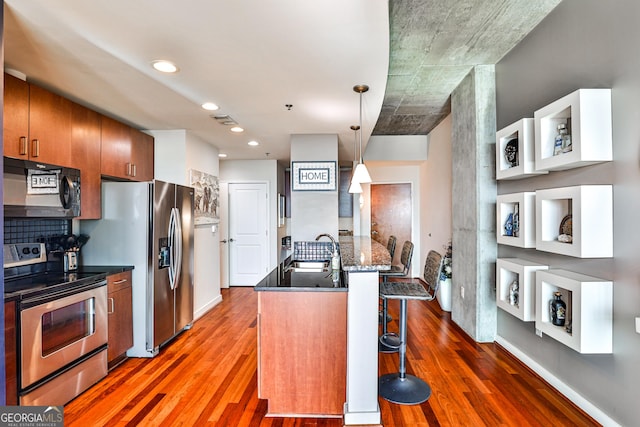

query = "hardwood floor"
[[64, 287, 599, 426]]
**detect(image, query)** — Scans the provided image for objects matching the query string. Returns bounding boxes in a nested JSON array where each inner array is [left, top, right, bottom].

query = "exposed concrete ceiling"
[[3, 1, 561, 165], [374, 0, 562, 136]]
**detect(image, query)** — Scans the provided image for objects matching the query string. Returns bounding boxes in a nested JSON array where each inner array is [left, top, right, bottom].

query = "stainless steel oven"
[[18, 278, 108, 406]]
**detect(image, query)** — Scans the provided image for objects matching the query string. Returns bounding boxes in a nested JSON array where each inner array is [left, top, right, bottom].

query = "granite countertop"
[[339, 236, 392, 272], [254, 256, 346, 292]]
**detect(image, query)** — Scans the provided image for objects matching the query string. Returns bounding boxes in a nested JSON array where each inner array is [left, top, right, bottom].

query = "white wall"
[[290, 134, 339, 242], [151, 129, 221, 320], [495, 1, 639, 424], [219, 159, 280, 270], [419, 115, 452, 265]]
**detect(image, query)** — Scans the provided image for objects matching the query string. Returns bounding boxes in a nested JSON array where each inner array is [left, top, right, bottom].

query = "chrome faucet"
[[315, 233, 339, 269], [315, 233, 337, 253]]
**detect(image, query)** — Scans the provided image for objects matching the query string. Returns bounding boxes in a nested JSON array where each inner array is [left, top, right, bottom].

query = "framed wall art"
[[291, 161, 337, 191], [189, 169, 220, 224]]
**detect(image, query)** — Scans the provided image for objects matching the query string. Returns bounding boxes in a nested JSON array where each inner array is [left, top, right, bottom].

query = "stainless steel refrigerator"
[[81, 180, 194, 357]]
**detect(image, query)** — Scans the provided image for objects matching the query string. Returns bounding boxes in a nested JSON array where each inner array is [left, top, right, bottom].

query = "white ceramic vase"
[[437, 278, 452, 312]]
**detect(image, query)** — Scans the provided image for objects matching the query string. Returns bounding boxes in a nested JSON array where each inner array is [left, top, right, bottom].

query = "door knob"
[[229, 238, 235, 242], [371, 230, 379, 235], [220, 239, 228, 243]]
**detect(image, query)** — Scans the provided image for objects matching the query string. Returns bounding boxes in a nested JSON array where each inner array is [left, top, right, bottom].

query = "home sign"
[[291, 161, 337, 191]]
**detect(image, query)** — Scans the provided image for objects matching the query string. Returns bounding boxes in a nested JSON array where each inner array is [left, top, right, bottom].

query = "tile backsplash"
[[4, 218, 71, 246]]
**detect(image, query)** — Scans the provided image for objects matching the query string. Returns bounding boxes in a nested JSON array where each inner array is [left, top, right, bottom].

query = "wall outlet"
[[535, 328, 543, 337], [460, 286, 465, 299]]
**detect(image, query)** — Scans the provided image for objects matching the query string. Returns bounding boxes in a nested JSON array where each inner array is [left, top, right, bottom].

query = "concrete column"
[[450, 65, 497, 342]]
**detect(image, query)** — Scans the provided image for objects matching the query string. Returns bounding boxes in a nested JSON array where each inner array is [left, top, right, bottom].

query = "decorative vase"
[[549, 291, 566, 326], [509, 279, 519, 307], [504, 213, 513, 236], [437, 278, 452, 312]]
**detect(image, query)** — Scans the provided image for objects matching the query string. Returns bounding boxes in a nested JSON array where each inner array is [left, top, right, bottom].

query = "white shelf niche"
[[496, 192, 536, 248], [496, 258, 548, 322], [535, 185, 612, 258], [535, 269, 612, 354], [534, 88, 612, 172], [496, 118, 547, 180]]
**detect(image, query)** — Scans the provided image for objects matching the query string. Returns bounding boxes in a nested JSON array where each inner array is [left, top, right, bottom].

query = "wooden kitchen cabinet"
[[257, 291, 347, 416], [3, 73, 29, 159], [71, 102, 102, 219], [130, 128, 154, 181], [107, 271, 133, 369], [101, 115, 154, 181], [4, 300, 18, 405], [3, 73, 73, 165]]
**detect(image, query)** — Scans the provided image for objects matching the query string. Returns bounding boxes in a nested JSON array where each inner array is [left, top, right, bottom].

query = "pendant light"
[[348, 125, 362, 194], [352, 84, 372, 184]]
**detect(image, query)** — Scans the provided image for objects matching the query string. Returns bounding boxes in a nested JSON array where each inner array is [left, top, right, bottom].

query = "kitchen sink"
[[287, 260, 330, 272]]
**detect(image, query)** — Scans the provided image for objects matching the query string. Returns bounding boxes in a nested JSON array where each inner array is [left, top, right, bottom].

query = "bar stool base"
[[378, 334, 400, 353], [379, 373, 431, 405]]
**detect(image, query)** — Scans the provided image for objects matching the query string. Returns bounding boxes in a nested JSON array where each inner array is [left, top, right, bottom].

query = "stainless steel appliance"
[[3, 157, 81, 218], [4, 242, 108, 406], [80, 180, 194, 357]]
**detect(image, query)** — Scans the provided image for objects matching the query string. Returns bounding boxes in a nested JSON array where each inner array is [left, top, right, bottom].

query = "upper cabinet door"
[[28, 84, 73, 166], [130, 129, 154, 182], [3, 73, 30, 159], [71, 102, 102, 219], [100, 115, 133, 180]]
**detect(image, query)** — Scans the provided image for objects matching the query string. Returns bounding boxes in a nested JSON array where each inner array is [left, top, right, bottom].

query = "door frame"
[[362, 181, 416, 273], [224, 181, 271, 287]]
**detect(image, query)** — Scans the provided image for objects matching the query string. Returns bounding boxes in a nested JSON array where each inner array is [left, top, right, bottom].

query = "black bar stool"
[[379, 240, 413, 353], [379, 250, 443, 405]]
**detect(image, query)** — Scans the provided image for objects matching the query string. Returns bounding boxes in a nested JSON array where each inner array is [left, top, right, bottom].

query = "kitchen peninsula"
[[255, 236, 390, 423]]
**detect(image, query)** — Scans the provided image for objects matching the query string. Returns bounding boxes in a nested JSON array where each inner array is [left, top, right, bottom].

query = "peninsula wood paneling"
[[258, 291, 346, 417]]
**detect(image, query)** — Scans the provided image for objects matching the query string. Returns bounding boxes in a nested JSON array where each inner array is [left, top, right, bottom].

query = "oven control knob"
[[32, 246, 40, 255], [22, 247, 31, 255]]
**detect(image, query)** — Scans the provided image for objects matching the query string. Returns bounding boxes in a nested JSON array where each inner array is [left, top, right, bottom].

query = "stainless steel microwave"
[[3, 157, 81, 218]]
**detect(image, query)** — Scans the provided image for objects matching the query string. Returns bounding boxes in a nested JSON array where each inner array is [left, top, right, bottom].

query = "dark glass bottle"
[[550, 292, 566, 326]]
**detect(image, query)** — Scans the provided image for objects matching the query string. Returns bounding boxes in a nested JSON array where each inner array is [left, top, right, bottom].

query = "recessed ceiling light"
[[230, 126, 244, 133], [218, 153, 227, 158], [202, 102, 219, 111], [248, 141, 259, 146], [152, 60, 179, 73]]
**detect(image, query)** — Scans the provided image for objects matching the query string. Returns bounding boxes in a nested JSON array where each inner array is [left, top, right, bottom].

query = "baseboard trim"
[[495, 335, 620, 427], [194, 294, 223, 320]]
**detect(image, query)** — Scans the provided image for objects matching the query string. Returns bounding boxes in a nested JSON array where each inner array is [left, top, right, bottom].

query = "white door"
[[228, 182, 269, 286]]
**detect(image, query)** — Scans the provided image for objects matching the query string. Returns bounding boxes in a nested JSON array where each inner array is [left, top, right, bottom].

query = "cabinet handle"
[[108, 297, 115, 314], [126, 163, 132, 176], [31, 139, 40, 157], [19, 136, 28, 155], [112, 279, 128, 285], [132, 163, 137, 177]]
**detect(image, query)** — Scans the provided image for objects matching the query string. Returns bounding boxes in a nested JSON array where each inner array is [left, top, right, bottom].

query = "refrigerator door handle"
[[168, 207, 177, 290], [173, 207, 183, 289]]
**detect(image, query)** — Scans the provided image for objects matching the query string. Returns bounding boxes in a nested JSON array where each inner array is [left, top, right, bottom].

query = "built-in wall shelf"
[[534, 88, 612, 172], [535, 185, 612, 258], [497, 192, 536, 248], [497, 258, 548, 322], [535, 269, 612, 354], [496, 119, 547, 180]]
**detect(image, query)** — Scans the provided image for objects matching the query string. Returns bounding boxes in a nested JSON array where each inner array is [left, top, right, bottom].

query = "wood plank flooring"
[[64, 287, 600, 426]]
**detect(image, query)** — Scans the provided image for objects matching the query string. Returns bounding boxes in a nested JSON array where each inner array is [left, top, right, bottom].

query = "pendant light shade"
[[353, 84, 371, 183], [348, 124, 362, 193], [348, 179, 363, 194]]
